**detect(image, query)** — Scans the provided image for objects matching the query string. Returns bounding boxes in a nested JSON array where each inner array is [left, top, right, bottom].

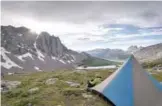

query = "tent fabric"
[[91, 55, 162, 106]]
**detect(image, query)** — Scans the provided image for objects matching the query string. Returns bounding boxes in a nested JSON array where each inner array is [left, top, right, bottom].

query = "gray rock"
[[65, 81, 80, 87], [134, 43, 162, 62], [28, 87, 39, 94], [36, 32, 68, 57], [0, 25, 91, 73], [1, 55, 6, 62], [45, 78, 58, 85], [1, 80, 21, 92], [27, 103, 32, 106], [82, 93, 93, 98]]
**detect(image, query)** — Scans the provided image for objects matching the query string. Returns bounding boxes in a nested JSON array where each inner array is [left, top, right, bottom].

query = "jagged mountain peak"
[[127, 45, 143, 53], [134, 43, 162, 62], [1, 25, 87, 73]]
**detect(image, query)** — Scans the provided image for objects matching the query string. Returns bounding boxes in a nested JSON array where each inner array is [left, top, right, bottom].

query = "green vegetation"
[[2, 69, 162, 106], [2, 70, 114, 106], [143, 58, 162, 68], [82, 56, 120, 66]]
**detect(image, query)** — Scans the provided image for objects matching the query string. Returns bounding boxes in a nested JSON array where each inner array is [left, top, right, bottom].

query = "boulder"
[[65, 81, 80, 87], [45, 78, 58, 85], [1, 80, 21, 92], [82, 93, 93, 98], [28, 87, 39, 94]]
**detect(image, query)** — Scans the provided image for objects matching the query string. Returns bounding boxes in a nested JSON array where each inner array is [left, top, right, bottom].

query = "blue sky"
[[1, 1, 162, 51]]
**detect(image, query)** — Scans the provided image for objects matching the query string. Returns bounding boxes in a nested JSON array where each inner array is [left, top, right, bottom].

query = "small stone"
[[27, 103, 32, 106], [65, 81, 80, 87], [45, 78, 58, 85], [28, 87, 39, 94], [82, 93, 92, 98], [1, 80, 21, 92], [7, 72, 15, 75]]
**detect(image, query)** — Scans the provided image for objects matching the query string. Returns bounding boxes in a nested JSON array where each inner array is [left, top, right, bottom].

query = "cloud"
[[2, 1, 162, 26], [1, 1, 162, 51]]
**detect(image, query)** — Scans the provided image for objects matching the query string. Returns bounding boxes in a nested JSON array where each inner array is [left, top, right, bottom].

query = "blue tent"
[[91, 55, 162, 106]]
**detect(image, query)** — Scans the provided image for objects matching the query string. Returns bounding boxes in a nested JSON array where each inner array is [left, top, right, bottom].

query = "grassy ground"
[[82, 56, 120, 66], [1, 69, 162, 106], [1, 69, 114, 106]]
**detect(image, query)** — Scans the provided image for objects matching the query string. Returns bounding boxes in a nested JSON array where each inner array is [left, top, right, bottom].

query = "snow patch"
[[70, 59, 74, 62], [17, 45, 22, 48], [71, 55, 76, 61], [67, 60, 71, 64], [1, 47, 11, 54], [1, 47, 22, 69], [17, 52, 34, 61], [34, 66, 42, 71], [59, 59, 66, 64], [18, 33, 23, 36], [52, 56, 56, 60], [34, 39, 45, 61]]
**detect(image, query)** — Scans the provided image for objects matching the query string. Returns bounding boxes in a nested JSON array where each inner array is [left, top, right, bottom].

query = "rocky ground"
[[1, 69, 114, 106], [1, 69, 162, 106]]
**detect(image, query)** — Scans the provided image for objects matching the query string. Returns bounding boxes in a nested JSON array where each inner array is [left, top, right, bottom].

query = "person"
[[87, 73, 102, 88]]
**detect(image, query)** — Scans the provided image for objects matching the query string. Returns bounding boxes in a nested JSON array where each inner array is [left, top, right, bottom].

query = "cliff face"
[[86, 48, 130, 61], [1, 25, 87, 73], [134, 43, 162, 62], [86, 43, 162, 63]]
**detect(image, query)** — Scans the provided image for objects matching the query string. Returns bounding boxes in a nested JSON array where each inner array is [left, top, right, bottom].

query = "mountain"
[[127, 45, 143, 53], [79, 52, 119, 66], [1, 25, 115, 73], [86, 43, 162, 65], [86, 48, 130, 61], [134, 43, 162, 63]]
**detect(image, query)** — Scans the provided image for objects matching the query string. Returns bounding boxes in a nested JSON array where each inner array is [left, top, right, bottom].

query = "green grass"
[[2, 69, 162, 106], [82, 56, 120, 66], [2, 70, 114, 106], [142, 58, 162, 68]]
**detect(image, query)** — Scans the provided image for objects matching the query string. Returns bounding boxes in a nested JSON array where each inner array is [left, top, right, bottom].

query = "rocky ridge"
[[1, 25, 88, 73]]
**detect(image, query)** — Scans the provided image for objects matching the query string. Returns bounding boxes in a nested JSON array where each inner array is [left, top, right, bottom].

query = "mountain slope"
[[86, 43, 162, 64], [1, 25, 87, 73], [1, 25, 115, 73], [134, 43, 162, 63], [86, 48, 130, 61], [2, 69, 162, 106], [80, 52, 119, 66]]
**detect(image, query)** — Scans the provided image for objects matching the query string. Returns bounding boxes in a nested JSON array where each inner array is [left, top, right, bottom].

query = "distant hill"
[[127, 45, 143, 53], [134, 43, 162, 67], [80, 52, 119, 66], [86, 43, 162, 65], [86, 48, 130, 62]]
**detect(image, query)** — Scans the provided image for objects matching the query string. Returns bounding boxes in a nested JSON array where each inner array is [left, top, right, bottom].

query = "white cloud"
[[2, 1, 162, 51], [112, 31, 162, 40]]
